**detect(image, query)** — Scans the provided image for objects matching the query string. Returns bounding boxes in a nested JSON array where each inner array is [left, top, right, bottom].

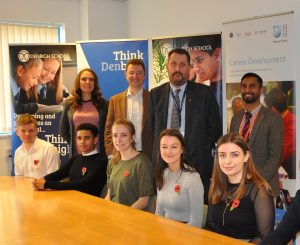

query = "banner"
[[10, 44, 77, 174], [76, 40, 148, 99], [223, 12, 296, 179], [151, 34, 222, 115]]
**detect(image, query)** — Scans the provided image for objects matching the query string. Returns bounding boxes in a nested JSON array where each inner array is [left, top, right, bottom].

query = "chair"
[[202, 204, 208, 228]]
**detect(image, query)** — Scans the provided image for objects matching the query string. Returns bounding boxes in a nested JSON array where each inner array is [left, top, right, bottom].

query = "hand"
[[32, 178, 46, 190]]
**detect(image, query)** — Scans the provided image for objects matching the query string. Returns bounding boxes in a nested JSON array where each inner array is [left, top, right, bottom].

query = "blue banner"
[[76, 40, 148, 99]]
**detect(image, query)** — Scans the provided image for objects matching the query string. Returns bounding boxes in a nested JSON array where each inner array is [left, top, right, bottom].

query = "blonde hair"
[[110, 119, 136, 165], [16, 114, 37, 128]]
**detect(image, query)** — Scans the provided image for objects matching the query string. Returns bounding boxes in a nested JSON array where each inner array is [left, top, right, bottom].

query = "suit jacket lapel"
[[249, 106, 266, 144], [120, 90, 127, 118], [185, 82, 192, 135], [142, 89, 149, 128], [234, 111, 244, 133], [162, 83, 170, 126]]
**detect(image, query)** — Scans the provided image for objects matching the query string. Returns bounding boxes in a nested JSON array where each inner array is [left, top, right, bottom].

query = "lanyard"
[[170, 87, 187, 127], [238, 112, 259, 140]]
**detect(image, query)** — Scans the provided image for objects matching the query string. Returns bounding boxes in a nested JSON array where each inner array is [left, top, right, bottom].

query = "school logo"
[[273, 25, 282, 38], [18, 50, 30, 62]]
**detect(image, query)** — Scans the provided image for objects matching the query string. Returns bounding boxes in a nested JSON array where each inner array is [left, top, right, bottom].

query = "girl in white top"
[[155, 128, 204, 228]]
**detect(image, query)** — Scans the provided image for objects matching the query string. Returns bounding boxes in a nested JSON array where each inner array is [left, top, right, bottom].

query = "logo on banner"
[[273, 25, 282, 38], [17, 50, 71, 62], [18, 50, 30, 62]]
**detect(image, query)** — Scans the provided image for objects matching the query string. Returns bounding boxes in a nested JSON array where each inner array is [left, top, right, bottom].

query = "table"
[[0, 176, 247, 244]]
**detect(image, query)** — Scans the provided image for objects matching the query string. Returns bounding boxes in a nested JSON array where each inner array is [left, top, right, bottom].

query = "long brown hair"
[[67, 68, 107, 112], [110, 119, 136, 165], [208, 133, 273, 204], [156, 128, 195, 190]]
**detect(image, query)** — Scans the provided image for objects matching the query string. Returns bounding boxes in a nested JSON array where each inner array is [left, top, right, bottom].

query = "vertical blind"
[[0, 23, 59, 133]]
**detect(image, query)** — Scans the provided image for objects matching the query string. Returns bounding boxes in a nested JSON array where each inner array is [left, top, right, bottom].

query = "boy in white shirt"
[[14, 114, 60, 178]]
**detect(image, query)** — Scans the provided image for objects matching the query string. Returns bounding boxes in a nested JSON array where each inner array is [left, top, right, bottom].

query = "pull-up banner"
[[151, 34, 223, 116], [76, 39, 148, 99], [10, 44, 77, 174], [223, 12, 296, 179]]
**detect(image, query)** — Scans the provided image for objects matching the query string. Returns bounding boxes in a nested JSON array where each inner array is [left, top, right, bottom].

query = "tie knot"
[[175, 89, 181, 95], [245, 111, 252, 120]]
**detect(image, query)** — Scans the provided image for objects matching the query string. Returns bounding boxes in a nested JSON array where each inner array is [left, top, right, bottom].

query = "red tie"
[[242, 111, 252, 142]]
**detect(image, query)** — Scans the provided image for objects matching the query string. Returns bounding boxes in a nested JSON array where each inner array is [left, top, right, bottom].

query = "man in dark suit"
[[146, 48, 222, 202], [104, 59, 150, 158], [260, 189, 300, 245], [230, 72, 284, 195]]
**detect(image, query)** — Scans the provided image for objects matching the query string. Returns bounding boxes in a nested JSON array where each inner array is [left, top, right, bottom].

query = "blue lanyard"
[[170, 86, 187, 127]]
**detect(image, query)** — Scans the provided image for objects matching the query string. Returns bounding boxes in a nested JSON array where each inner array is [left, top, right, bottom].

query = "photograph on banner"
[[10, 44, 77, 174], [151, 34, 222, 113], [227, 80, 296, 179], [76, 40, 148, 99], [223, 12, 296, 179]]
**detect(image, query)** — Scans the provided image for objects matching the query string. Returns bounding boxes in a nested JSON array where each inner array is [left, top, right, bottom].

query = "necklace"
[[173, 169, 183, 194], [175, 169, 182, 183], [81, 98, 93, 102], [222, 190, 238, 226]]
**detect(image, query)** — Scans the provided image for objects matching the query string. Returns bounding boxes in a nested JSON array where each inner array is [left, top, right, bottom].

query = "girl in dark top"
[[33, 123, 107, 197], [205, 133, 274, 244]]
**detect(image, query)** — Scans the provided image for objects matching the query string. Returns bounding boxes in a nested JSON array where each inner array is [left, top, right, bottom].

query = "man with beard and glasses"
[[145, 48, 222, 203], [230, 72, 284, 196]]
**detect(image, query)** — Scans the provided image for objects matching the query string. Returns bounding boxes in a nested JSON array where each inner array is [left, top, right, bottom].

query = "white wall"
[[87, 0, 128, 40], [0, 0, 81, 42]]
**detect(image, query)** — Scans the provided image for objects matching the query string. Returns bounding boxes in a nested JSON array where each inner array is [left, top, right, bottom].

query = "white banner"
[[224, 12, 294, 82], [223, 12, 297, 182]]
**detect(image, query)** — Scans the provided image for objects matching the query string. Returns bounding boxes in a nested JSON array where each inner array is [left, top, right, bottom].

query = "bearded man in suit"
[[145, 48, 222, 203]]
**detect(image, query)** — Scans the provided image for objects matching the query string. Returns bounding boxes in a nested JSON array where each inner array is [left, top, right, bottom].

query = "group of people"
[[14, 47, 300, 244], [11, 55, 69, 114]]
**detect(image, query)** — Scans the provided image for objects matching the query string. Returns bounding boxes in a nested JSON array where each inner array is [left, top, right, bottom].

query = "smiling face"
[[160, 135, 183, 170], [39, 58, 60, 85], [167, 53, 190, 87], [240, 76, 262, 105], [125, 64, 145, 91], [16, 123, 38, 145], [79, 71, 95, 95], [217, 142, 249, 183], [76, 129, 98, 154], [16, 64, 42, 91], [112, 124, 135, 153]]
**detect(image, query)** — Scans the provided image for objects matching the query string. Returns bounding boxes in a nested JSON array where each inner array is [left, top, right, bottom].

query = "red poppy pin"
[[82, 167, 87, 176], [174, 184, 181, 194], [123, 169, 129, 177], [230, 199, 240, 211], [33, 160, 39, 165]]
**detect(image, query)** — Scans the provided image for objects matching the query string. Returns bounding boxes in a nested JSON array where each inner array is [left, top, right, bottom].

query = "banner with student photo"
[[10, 44, 77, 174], [151, 34, 223, 116], [76, 39, 148, 99], [223, 12, 296, 179]]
